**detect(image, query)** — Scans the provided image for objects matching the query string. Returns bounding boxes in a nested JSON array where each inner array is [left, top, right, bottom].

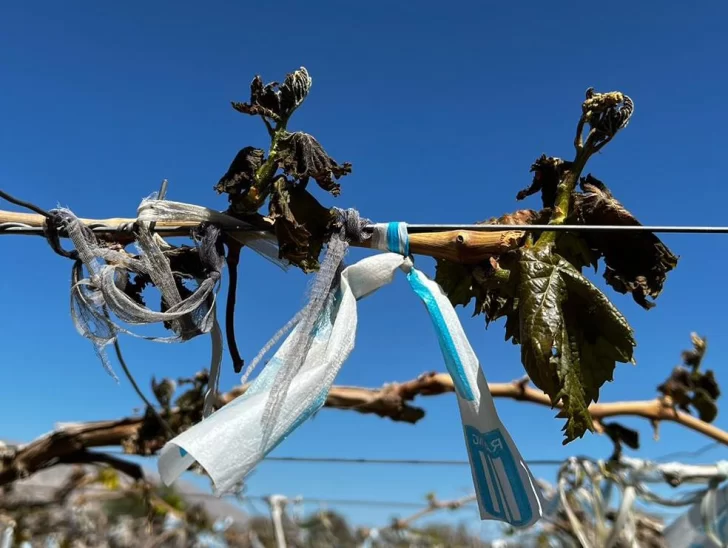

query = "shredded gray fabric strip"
[[48, 199, 372, 429], [247, 208, 373, 447], [260, 234, 347, 436], [53, 204, 226, 384], [136, 198, 289, 270]]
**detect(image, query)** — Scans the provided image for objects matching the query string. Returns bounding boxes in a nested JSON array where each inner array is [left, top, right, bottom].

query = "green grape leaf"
[[555, 232, 598, 272], [518, 246, 636, 443]]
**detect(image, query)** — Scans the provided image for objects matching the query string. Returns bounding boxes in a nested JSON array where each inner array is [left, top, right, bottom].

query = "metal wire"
[[5, 221, 728, 237], [103, 450, 562, 467], [261, 455, 563, 466], [388, 223, 728, 234], [4, 187, 728, 236]]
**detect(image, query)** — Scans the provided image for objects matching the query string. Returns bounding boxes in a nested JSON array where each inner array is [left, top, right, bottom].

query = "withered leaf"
[[697, 370, 720, 400], [572, 175, 679, 309], [276, 132, 352, 196], [691, 388, 718, 423], [279, 67, 313, 118], [120, 247, 205, 313], [434, 260, 481, 308], [151, 377, 176, 410], [232, 67, 312, 123], [122, 273, 150, 308], [657, 367, 693, 410], [516, 155, 572, 209], [682, 332, 707, 369], [518, 246, 635, 443], [656, 334, 720, 422], [268, 177, 335, 272], [582, 89, 634, 149], [602, 421, 640, 451], [481, 208, 547, 226], [215, 147, 265, 197], [502, 298, 521, 344]]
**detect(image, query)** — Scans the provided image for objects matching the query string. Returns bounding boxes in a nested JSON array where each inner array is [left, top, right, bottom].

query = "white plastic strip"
[[158, 253, 405, 494], [663, 481, 728, 547]]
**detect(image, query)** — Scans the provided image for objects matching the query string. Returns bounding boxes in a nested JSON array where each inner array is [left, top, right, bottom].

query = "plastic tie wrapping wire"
[[41, 197, 283, 418]]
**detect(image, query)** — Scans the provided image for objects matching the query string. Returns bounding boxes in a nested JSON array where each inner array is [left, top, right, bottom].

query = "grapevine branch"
[[0, 209, 524, 265], [389, 493, 477, 531], [1, 371, 725, 487]]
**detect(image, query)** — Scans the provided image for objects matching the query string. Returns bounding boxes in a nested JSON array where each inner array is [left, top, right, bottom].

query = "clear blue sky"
[[1, 0, 727, 534]]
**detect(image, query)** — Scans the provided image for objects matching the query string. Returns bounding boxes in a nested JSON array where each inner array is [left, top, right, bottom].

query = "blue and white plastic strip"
[[369, 222, 544, 527], [158, 222, 543, 528]]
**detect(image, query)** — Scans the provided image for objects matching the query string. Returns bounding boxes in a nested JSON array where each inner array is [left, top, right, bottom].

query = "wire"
[[377, 223, 728, 235], [112, 339, 174, 438], [7, 221, 728, 237], [262, 456, 563, 467], [244, 496, 427, 509], [103, 450, 563, 467], [267, 456, 470, 466], [654, 442, 721, 463], [0, 190, 51, 218]]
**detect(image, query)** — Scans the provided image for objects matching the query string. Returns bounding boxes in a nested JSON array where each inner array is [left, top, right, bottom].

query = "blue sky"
[[1, 0, 727, 535]]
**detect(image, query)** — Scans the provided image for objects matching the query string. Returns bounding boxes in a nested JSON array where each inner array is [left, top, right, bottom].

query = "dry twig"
[[1, 372, 725, 486]]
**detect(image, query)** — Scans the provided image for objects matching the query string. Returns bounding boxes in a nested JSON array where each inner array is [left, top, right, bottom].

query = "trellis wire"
[[3, 185, 728, 236], [6, 221, 728, 236], [103, 449, 565, 467]]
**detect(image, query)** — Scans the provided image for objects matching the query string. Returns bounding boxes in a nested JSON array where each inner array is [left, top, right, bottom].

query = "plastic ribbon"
[[370, 222, 543, 527], [158, 252, 406, 494], [158, 222, 544, 528], [664, 476, 728, 547]]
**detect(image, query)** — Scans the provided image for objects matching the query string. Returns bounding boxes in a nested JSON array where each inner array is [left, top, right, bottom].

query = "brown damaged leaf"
[[480, 208, 548, 226], [268, 177, 335, 272], [657, 333, 721, 423], [232, 67, 312, 122], [573, 175, 679, 309], [215, 146, 265, 198], [602, 421, 640, 459], [276, 132, 352, 196], [516, 155, 572, 209]]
